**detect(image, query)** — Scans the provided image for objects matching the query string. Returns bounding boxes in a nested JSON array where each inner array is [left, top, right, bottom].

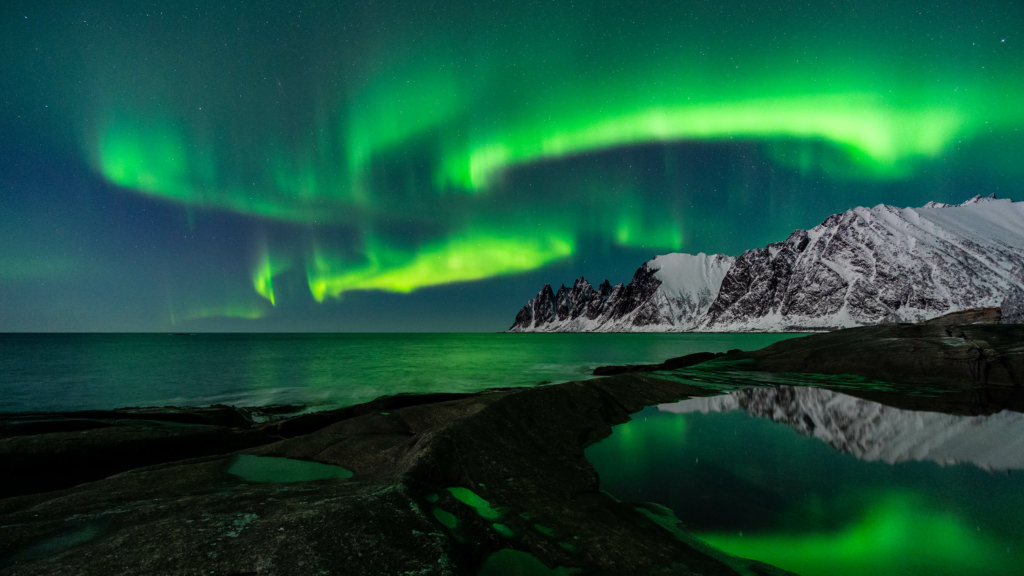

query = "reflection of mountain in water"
[[660, 386, 1024, 471]]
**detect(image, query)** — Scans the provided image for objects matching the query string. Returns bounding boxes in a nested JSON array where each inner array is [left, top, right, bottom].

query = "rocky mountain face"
[[660, 386, 1024, 471], [508, 253, 734, 332], [1004, 288, 1024, 324], [509, 195, 1024, 332], [701, 194, 1024, 331]]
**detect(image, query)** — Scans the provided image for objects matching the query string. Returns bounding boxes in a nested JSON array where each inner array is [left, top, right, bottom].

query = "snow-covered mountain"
[[509, 195, 1024, 332], [701, 194, 1024, 331], [659, 386, 1024, 471], [508, 253, 734, 332]]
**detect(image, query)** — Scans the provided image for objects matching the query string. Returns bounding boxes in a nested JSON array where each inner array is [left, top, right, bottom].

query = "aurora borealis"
[[1, 0, 1021, 331]]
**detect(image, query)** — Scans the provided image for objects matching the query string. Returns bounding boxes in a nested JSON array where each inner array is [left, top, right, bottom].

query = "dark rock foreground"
[[0, 376, 792, 576], [0, 405, 291, 499]]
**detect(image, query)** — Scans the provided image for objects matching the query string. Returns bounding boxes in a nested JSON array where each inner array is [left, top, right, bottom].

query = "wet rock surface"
[[718, 322, 1024, 389], [653, 320, 1024, 416], [592, 351, 726, 376]]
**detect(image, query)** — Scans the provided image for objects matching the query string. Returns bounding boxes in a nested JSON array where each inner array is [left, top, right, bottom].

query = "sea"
[[0, 332, 799, 413]]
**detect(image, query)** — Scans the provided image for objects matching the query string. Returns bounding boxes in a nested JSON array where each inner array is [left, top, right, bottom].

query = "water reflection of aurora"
[[585, 398, 1024, 576]]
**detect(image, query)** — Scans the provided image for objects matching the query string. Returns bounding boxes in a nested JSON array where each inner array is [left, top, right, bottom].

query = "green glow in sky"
[[441, 97, 965, 190], [3, 0, 1021, 328], [98, 117, 192, 201], [97, 116, 321, 221], [698, 494, 1017, 576], [176, 304, 268, 322], [253, 255, 275, 306], [72, 0, 1022, 305], [80, 0, 1022, 221], [252, 246, 290, 306], [614, 212, 684, 252], [307, 231, 574, 301]]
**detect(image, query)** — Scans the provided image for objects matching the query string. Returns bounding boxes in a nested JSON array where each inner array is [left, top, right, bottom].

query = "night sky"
[[1, 0, 1021, 332]]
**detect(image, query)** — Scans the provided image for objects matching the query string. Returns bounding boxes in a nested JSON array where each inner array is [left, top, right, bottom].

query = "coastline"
[[2, 321, 1021, 574]]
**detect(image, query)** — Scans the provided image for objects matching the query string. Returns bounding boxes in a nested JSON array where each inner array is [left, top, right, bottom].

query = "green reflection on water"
[[446, 487, 502, 521], [533, 524, 554, 537], [586, 403, 1024, 576], [492, 523, 515, 538], [433, 508, 459, 529], [699, 494, 1015, 576], [227, 455, 353, 483], [2, 524, 103, 568]]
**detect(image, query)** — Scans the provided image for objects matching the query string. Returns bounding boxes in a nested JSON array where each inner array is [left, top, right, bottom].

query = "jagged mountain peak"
[[509, 196, 1024, 333], [572, 276, 592, 289], [923, 193, 998, 208], [508, 251, 734, 332]]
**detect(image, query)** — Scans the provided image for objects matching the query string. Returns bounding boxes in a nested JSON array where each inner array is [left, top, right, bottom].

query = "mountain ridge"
[[509, 252, 734, 332], [509, 195, 1024, 332]]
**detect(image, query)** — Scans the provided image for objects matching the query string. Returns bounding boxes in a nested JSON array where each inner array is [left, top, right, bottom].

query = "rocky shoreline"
[[2, 318, 1021, 575], [0, 374, 794, 576]]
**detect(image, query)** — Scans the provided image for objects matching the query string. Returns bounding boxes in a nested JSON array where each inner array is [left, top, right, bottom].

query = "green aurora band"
[[307, 232, 574, 301], [15, 0, 1018, 310], [253, 255, 276, 306], [252, 245, 291, 306], [439, 96, 968, 191]]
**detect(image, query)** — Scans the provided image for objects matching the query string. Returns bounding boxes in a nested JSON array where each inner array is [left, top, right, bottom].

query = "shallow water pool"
[[227, 455, 353, 483], [585, 386, 1024, 576]]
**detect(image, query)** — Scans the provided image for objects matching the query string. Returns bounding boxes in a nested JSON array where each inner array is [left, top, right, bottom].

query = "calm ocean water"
[[0, 333, 799, 413]]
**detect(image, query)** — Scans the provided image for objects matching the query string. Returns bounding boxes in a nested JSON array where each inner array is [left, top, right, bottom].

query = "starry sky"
[[1, 0, 1021, 332]]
